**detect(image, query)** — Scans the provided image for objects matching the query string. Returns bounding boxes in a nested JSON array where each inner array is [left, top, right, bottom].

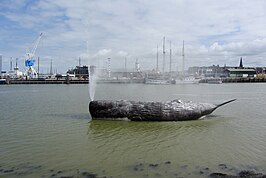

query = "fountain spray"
[[88, 65, 98, 101]]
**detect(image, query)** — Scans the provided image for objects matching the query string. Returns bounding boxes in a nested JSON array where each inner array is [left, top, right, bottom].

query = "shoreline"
[[199, 77, 266, 83], [1, 77, 266, 85], [1, 162, 265, 178]]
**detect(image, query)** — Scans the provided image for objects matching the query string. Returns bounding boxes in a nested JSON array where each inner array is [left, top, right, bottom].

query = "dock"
[[199, 77, 266, 83], [1, 77, 266, 85], [4, 79, 89, 85]]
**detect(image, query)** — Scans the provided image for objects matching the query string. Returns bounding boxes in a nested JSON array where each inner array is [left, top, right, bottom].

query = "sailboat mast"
[[163, 37, 165, 73], [182, 40, 185, 79], [50, 59, 53, 75], [169, 41, 172, 73], [156, 45, 159, 72], [86, 41, 89, 54], [10, 57, 12, 72]]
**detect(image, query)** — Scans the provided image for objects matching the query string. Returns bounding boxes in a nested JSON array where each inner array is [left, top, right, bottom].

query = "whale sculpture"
[[89, 99, 236, 121]]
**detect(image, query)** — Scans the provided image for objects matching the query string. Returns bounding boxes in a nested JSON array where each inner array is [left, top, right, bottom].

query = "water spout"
[[89, 66, 97, 101]]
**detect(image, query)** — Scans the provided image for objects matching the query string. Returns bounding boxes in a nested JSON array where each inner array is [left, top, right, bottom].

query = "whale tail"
[[216, 99, 236, 108]]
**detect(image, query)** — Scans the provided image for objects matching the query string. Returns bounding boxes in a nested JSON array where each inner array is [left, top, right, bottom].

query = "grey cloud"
[[1, 0, 266, 72]]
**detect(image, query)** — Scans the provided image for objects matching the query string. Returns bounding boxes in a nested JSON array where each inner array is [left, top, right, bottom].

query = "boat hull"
[[0, 79, 6, 84]]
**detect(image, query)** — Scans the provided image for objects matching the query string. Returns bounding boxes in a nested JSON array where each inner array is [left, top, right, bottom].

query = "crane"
[[25, 33, 43, 78]]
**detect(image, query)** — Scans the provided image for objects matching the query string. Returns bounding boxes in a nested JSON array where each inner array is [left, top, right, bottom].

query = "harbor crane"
[[24, 33, 43, 78]]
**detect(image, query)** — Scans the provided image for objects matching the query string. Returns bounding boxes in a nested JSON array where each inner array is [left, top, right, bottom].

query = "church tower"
[[239, 57, 243, 69]]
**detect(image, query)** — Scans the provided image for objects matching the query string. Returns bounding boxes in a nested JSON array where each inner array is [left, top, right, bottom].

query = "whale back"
[[89, 99, 236, 121]]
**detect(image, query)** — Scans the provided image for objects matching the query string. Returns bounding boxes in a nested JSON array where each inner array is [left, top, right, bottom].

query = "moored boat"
[[0, 79, 6, 84], [207, 78, 222, 84]]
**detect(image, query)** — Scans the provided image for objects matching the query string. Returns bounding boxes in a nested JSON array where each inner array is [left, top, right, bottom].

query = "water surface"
[[0, 83, 265, 177]]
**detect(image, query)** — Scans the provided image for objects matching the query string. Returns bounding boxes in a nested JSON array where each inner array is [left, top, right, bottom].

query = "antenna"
[[163, 37, 165, 73]]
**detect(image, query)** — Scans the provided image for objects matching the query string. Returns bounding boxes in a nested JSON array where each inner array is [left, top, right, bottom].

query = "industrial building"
[[67, 66, 89, 79]]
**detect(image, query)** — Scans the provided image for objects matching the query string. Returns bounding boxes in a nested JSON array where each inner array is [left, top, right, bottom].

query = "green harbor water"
[[0, 83, 265, 178]]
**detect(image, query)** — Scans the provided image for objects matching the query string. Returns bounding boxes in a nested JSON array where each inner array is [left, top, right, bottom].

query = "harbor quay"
[[6, 79, 88, 85], [1, 76, 266, 85], [199, 77, 266, 83], [1, 57, 266, 85]]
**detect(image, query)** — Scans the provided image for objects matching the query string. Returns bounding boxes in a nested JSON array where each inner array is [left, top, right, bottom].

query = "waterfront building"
[[188, 65, 225, 78], [188, 57, 262, 78], [225, 68, 256, 78], [224, 57, 256, 78], [67, 65, 88, 79]]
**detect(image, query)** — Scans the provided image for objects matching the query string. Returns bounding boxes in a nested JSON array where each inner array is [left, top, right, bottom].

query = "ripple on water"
[[1, 84, 266, 177]]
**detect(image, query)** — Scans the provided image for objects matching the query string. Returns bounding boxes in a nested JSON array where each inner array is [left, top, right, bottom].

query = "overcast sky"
[[1, 0, 266, 73]]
